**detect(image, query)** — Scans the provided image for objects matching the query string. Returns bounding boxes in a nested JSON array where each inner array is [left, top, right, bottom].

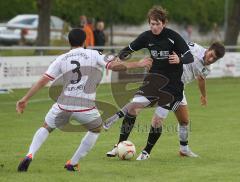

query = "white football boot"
[[106, 144, 118, 157], [179, 145, 199, 157], [136, 150, 150, 161]]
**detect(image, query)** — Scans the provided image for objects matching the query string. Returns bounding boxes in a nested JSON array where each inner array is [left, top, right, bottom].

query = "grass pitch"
[[0, 77, 240, 182]]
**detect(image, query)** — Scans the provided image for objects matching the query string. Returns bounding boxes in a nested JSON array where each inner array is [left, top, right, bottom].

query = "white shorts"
[[155, 92, 187, 118], [180, 92, 187, 106], [45, 103, 102, 130], [131, 95, 151, 105]]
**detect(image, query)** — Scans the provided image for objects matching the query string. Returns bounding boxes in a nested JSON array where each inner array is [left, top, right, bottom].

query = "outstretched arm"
[[118, 31, 147, 61], [197, 76, 207, 106], [107, 57, 152, 71], [16, 76, 51, 114]]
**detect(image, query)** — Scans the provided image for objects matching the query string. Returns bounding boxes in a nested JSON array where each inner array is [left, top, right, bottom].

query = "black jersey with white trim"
[[127, 28, 193, 79], [120, 27, 194, 104]]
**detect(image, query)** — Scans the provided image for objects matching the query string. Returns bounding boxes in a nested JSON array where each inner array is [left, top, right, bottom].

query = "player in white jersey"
[[104, 42, 225, 160], [16, 28, 152, 172]]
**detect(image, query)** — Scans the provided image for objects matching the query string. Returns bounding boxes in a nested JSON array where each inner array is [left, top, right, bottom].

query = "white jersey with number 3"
[[44, 47, 111, 111], [182, 42, 210, 84]]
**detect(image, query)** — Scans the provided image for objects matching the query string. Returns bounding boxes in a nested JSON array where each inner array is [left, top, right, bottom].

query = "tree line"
[[0, 0, 239, 46], [0, 0, 225, 30]]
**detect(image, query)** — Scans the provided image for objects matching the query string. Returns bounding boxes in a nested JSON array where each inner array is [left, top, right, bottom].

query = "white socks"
[[25, 128, 99, 164], [70, 131, 99, 165], [180, 144, 189, 152], [178, 124, 189, 143], [27, 127, 49, 158]]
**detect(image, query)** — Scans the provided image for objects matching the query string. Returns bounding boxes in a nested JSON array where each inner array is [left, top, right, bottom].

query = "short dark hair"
[[209, 42, 225, 59], [148, 6, 168, 24], [68, 28, 86, 47]]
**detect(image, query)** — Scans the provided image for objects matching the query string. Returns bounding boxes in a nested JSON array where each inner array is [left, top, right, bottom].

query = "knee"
[[89, 126, 102, 133], [152, 115, 164, 128], [127, 103, 140, 116], [128, 107, 137, 115], [178, 120, 189, 126], [43, 122, 55, 133], [126, 100, 147, 116]]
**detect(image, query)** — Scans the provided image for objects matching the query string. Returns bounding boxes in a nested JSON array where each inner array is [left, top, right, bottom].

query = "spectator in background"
[[79, 15, 94, 47], [87, 17, 95, 32], [20, 28, 27, 45], [181, 24, 192, 43], [94, 20, 106, 52]]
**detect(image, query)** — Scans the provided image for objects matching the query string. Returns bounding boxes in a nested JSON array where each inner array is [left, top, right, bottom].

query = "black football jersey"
[[128, 28, 191, 81], [119, 27, 194, 105]]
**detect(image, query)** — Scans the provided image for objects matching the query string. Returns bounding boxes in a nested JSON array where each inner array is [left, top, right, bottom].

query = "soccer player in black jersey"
[[105, 6, 195, 160]]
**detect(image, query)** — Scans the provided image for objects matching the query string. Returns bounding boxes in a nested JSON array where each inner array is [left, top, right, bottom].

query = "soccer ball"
[[117, 141, 136, 160]]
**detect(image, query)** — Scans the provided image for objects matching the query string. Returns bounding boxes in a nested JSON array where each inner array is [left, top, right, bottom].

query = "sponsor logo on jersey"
[[150, 50, 170, 59], [151, 50, 158, 57], [202, 67, 209, 76]]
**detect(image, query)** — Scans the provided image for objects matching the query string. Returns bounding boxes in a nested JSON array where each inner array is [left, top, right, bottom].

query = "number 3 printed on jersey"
[[71, 60, 82, 84]]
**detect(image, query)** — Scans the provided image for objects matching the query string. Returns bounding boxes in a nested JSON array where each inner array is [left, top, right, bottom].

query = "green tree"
[[156, 0, 225, 32], [36, 0, 52, 46], [224, 0, 240, 46], [0, 0, 225, 33], [0, 0, 36, 22]]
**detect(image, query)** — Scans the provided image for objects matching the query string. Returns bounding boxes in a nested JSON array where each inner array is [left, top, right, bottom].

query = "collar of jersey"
[[70, 47, 84, 52]]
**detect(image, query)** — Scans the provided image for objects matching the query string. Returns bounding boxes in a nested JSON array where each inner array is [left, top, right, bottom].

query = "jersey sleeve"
[[44, 57, 62, 81], [118, 31, 148, 60], [173, 32, 194, 64], [96, 51, 115, 69], [129, 31, 148, 51], [173, 32, 191, 56], [188, 42, 206, 59]]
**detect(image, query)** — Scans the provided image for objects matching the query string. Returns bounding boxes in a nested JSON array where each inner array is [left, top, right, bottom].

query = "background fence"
[[0, 46, 240, 89]]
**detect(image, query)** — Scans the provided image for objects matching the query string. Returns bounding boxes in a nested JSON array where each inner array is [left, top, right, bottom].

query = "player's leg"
[[17, 103, 69, 172], [27, 122, 54, 157], [65, 109, 102, 171], [115, 96, 150, 139], [104, 82, 174, 131], [175, 104, 198, 157], [65, 128, 101, 171], [136, 106, 169, 160], [106, 96, 150, 157], [17, 122, 54, 172], [103, 102, 131, 130]]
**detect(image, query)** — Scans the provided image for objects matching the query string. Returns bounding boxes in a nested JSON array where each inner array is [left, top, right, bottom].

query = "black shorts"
[[135, 73, 183, 111]]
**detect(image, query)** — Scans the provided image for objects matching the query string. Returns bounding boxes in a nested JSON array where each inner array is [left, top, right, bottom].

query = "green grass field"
[[0, 77, 240, 182]]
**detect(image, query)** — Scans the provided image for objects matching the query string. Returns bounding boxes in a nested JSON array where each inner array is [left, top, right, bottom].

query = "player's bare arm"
[[107, 57, 152, 71], [197, 75, 207, 106], [16, 76, 51, 114]]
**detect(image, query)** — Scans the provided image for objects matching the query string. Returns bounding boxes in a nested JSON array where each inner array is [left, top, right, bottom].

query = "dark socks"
[[180, 141, 188, 146], [143, 125, 162, 154], [118, 113, 136, 143], [116, 110, 125, 118]]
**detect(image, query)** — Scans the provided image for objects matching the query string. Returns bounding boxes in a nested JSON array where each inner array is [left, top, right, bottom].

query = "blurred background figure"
[[87, 17, 95, 32], [211, 22, 221, 43], [79, 15, 94, 47], [94, 20, 106, 52], [19, 28, 28, 45], [181, 24, 193, 43]]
